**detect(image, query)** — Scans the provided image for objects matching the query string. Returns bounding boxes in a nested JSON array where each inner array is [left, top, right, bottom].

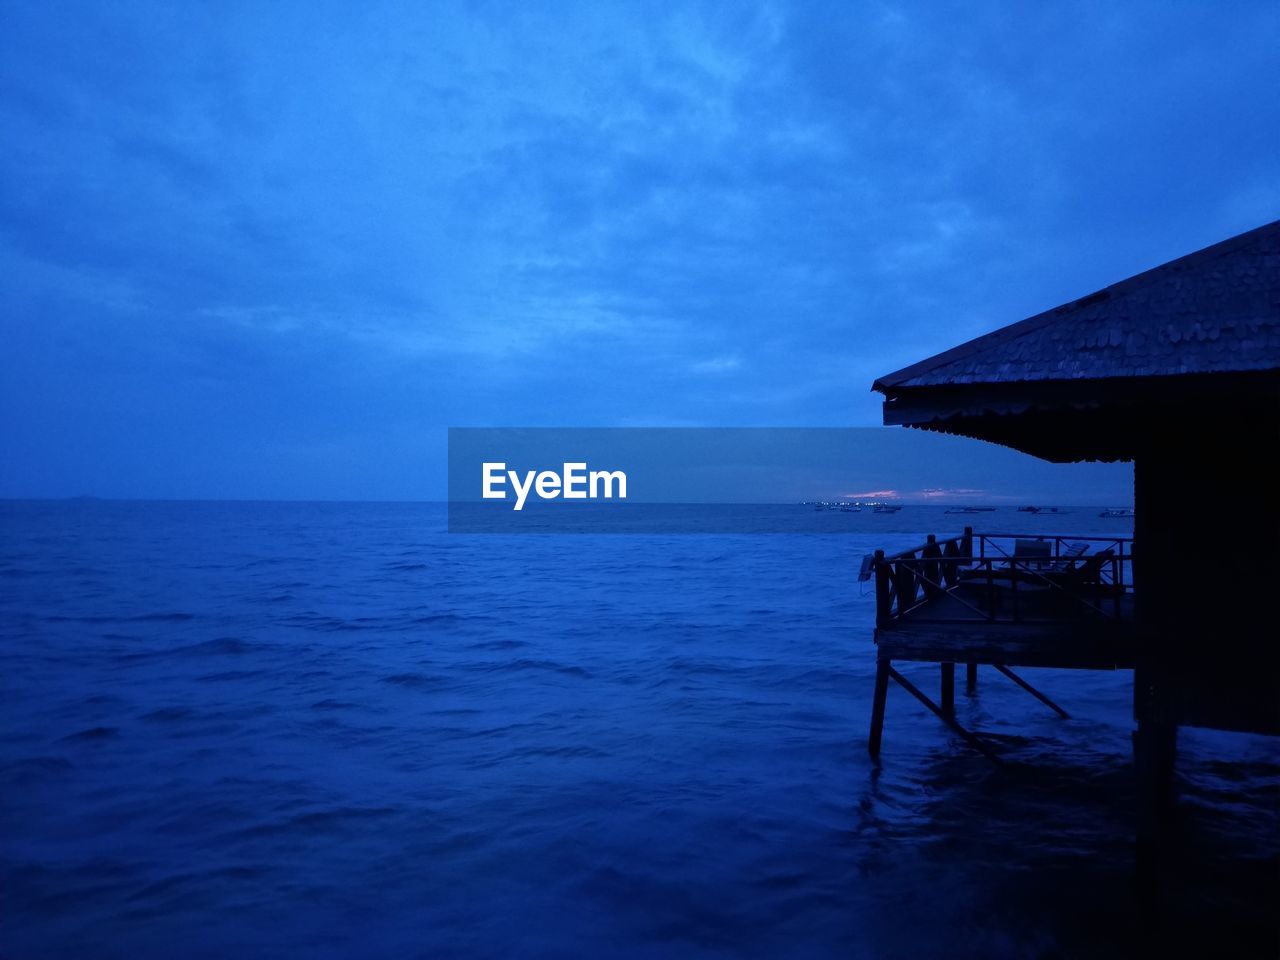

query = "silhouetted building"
[[866, 221, 1279, 788]]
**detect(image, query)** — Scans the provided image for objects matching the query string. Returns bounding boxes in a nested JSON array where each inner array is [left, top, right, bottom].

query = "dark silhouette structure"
[[865, 222, 1279, 833]]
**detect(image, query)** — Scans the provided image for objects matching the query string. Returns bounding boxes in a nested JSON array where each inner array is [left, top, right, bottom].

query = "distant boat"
[[1099, 508, 1135, 518], [872, 504, 902, 513], [839, 504, 861, 512], [1019, 506, 1069, 514], [945, 506, 997, 514]]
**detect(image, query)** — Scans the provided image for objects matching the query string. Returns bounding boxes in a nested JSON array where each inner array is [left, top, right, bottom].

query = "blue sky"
[[2, 1, 1277, 500]]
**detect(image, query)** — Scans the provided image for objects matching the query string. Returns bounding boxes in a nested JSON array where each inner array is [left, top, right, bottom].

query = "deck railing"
[[873, 528, 1134, 627]]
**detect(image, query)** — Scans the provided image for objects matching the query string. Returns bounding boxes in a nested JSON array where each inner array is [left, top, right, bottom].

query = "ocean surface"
[[1, 501, 1275, 959]]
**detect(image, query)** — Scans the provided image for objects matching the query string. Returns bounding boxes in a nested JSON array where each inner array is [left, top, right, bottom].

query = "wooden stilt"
[[1134, 718, 1178, 889], [966, 661, 978, 692], [941, 662, 955, 716], [886, 665, 1002, 763], [868, 658, 890, 759], [993, 664, 1071, 718]]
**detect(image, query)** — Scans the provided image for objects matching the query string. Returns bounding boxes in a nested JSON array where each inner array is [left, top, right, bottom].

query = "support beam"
[[966, 661, 978, 693], [868, 659, 890, 759], [886, 665, 1002, 763], [993, 664, 1071, 719], [941, 662, 955, 716], [1134, 718, 1178, 888]]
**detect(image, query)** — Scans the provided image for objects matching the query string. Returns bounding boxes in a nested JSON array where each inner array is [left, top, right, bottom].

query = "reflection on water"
[[1, 502, 1274, 958]]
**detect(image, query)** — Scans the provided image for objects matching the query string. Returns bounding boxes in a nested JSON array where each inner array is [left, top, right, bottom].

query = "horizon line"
[[0, 496, 1136, 508]]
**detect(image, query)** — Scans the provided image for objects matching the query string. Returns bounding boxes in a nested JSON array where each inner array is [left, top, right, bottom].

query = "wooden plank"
[[877, 641, 1128, 671], [876, 623, 1134, 670], [994, 664, 1071, 718]]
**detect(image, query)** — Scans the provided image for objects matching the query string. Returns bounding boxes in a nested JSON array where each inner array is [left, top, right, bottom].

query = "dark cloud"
[[1, 0, 1276, 498]]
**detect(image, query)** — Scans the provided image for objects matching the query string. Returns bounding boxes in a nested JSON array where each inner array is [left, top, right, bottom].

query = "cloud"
[[0, 0, 1275, 497], [690, 355, 742, 374], [915, 487, 988, 500]]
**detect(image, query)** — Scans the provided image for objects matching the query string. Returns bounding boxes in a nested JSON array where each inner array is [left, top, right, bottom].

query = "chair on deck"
[[1041, 547, 1120, 593], [957, 542, 1109, 592], [1049, 541, 1090, 570], [958, 539, 1069, 586], [1014, 538, 1053, 566]]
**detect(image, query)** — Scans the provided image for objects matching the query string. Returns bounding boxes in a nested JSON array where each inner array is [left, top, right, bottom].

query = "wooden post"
[[962, 525, 973, 560], [966, 661, 978, 692], [894, 559, 918, 615], [942, 539, 961, 587], [873, 550, 889, 627], [1134, 662, 1178, 885], [922, 534, 942, 600], [868, 658, 890, 759], [1134, 717, 1178, 884], [941, 662, 955, 716]]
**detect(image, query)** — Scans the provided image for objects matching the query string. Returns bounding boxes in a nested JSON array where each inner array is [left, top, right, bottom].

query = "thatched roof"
[[874, 220, 1280, 393]]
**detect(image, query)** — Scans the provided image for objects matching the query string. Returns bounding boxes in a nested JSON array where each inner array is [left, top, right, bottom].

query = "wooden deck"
[[877, 589, 1135, 669], [866, 529, 1137, 759]]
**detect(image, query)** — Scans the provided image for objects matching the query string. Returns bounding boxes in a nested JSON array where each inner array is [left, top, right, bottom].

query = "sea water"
[[1, 501, 1275, 958]]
